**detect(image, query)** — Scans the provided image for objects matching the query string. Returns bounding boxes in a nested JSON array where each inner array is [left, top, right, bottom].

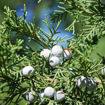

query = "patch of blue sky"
[[39, 7, 73, 48], [16, 6, 34, 22], [15, 4, 73, 48]]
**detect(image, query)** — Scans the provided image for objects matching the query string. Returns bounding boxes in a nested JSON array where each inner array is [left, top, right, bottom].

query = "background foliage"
[[0, 0, 105, 105]]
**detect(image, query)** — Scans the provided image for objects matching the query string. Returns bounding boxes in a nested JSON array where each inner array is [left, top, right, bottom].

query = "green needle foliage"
[[0, 0, 105, 105]]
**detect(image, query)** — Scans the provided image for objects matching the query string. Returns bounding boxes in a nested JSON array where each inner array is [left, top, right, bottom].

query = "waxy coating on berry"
[[54, 91, 65, 102], [26, 92, 35, 102], [49, 56, 60, 66], [40, 49, 51, 58], [101, 68, 105, 75], [22, 66, 34, 76], [51, 45, 63, 56], [44, 87, 55, 98], [76, 76, 87, 89], [87, 77, 96, 91], [64, 48, 72, 59]]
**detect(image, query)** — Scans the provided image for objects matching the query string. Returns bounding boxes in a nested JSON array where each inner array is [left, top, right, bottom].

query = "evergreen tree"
[[0, 0, 105, 105]]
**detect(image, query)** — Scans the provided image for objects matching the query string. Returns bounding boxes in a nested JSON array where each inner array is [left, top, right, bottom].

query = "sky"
[[16, 2, 73, 48]]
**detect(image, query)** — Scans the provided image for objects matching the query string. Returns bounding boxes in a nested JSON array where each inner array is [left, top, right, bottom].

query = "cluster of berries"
[[21, 45, 105, 103], [76, 76, 96, 91], [25, 87, 65, 102], [76, 67, 105, 91], [22, 65, 104, 102], [40, 45, 72, 66], [101, 68, 105, 75], [39, 87, 65, 102], [22, 66, 65, 102]]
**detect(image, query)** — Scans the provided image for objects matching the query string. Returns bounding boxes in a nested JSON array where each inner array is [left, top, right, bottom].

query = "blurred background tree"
[[0, 0, 105, 59], [0, 0, 73, 51]]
